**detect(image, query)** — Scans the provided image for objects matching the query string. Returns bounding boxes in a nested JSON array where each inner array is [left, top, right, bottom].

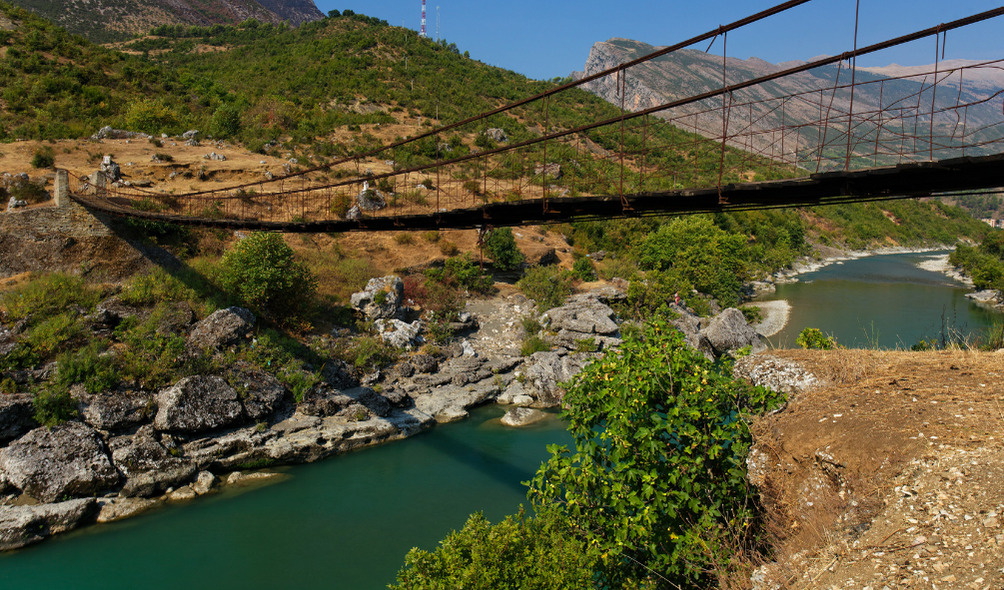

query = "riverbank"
[[739, 348, 1004, 589]]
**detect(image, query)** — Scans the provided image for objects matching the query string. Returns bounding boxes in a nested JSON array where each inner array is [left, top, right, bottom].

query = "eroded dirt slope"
[[746, 349, 1004, 590]]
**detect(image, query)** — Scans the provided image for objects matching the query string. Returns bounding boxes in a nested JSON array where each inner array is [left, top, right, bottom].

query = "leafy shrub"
[[516, 266, 573, 310], [520, 335, 550, 357], [528, 320, 785, 587], [483, 227, 524, 271], [55, 341, 119, 394], [33, 386, 79, 427], [217, 232, 318, 326], [796, 327, 839, 350], [124, 98, 177, 134], [31, 146, 54, 168], [570, 257, 596, 281], [741, 306, 763, 324], [391, 507, 595, 589], [210, 104, 241, 138]]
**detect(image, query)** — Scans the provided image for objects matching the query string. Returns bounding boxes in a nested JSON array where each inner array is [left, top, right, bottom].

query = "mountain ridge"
[[5, 0, 323, 42]]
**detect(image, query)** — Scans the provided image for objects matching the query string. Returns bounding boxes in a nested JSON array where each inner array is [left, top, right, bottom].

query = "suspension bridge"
[[68, 1, 1004, 233]]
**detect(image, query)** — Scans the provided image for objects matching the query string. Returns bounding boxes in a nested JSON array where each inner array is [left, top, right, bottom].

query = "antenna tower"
[[436, 5, 441, 41], [419, 0, 427, 37]]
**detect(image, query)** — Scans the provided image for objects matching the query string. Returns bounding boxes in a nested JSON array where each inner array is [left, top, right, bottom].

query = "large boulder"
[[226, 366, 289, 421], [0, 393, 38, 443], [154, 375, 247, 434], [109, 425, 197, 497], [0, 422, 122, 502], [77, 387, 155, 432], [519, 351, 597, 407], [0, 498, 98, 550], [350, 276, 405, 320], [374, 319, 423, 349], [500, 407, 548, 427], [187, 307, 255, 350], [543, 294, 621, 351], [700, 308, 768, 356]]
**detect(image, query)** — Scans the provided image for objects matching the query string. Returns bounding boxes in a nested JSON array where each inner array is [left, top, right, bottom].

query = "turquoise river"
[[1, 251, 1000, 589]]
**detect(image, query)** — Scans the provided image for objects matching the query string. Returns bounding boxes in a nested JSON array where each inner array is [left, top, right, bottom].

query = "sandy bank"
[[748, 299, 790, 337]]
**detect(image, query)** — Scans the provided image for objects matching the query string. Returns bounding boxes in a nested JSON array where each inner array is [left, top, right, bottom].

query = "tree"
[[390, 507, 595, 589], [217, 232, 317, 326], [483, 227, 525, 271], [528, 320, 784, 587]]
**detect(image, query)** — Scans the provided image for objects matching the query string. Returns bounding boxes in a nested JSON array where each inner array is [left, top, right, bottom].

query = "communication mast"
[[419, 0, 427, 37]]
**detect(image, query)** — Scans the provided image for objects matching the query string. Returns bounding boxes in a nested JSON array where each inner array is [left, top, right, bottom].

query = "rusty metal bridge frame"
[[69, 2, 1004, 233]]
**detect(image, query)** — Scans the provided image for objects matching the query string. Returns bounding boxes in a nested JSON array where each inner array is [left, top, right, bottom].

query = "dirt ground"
[[748, 348, 1004, 590], [0, 137, 579, 289]]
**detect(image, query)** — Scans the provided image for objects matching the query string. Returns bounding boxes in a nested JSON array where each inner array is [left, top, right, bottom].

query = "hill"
[[4, 0, 322, 42], [574, 38, 1004, 168]]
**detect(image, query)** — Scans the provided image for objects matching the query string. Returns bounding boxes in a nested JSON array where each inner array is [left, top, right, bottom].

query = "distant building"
[[982, 218, 1004, 229]]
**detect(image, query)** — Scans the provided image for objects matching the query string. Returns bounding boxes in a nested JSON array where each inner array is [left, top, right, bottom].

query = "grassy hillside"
[[0, 3, 993, 294]]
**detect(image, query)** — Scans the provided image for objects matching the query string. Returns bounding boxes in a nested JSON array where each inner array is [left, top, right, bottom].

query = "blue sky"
[[312, 1, 1004, 80]]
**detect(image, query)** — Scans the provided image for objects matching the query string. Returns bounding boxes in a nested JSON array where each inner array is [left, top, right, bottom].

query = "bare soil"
[[751, 349, 1004, 589]]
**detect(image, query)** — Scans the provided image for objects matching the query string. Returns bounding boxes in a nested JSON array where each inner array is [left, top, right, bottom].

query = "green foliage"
[[232, 329, 321, 402], [217, 232, 318, 326], [638, 216, 750, 308], [520, 335, 551, 357], [390, 507, 595, 589], [113, 307, 210, 389], [0, 273, 100, 321], [528, 320, 784, 587], [741, 306, 763, 325], [124, 98, 178, 134], [516, 266, 573, 310], [483, 228, 525, 271], [30, 146, 54, 168], [55, 341, 119, 394], [210, 103, 242, 138], [796, 327, 839, 350], [339, 334, 399, 373], [624, 269, 694, 319], [571, 257, 596, 281], [33, 386, 79, 427], [950, 233, 1004, 292]]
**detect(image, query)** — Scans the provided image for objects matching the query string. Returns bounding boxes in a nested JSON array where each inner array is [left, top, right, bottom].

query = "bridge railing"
[[70, 3, 1004, 230]]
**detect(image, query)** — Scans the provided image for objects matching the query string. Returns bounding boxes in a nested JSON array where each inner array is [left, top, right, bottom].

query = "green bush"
[[0, 273, 100, 321], [520, 335, 551, 357], [483, 227, 525, 271], [55, 341, 119, 394], [390, 507, 595, 589], [570, 257, 596, 281], [33, 386, 79, 427], [217, 232, 318, 326], [796, 327, 839, 350], [528, 320, 784, 587], [31, 146, 55, 168], [516, 266, 573, 310]]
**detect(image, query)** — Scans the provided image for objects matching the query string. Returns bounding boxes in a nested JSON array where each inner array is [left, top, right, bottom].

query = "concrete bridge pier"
[[54, 168, 68, 207]]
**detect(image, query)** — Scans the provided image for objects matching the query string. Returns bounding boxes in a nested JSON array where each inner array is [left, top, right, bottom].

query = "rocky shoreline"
[[0, 275, 776, 551]]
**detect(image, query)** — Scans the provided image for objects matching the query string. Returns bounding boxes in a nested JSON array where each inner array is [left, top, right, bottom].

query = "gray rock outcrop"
[[350, 276, 405, 320], [486, 128, 508, 143], [77, 388, 155, 432], [733, 354, 818, 395], [154, 375, 246, 434], [0, 498, 98, 550], [542, 293, 621, 351], [374, 319, 423, 349], [187, 307, 255, 350], [700, 308, 768, 356], [109, 426, 197, 497], [0, 422, 121, 502], [227, 367, 289, 421], [0, 393, 38, 443]]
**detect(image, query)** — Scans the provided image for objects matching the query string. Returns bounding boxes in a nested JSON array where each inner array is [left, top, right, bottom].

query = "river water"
[[4, 251, 999, 588], [0, 406, 571, 590], [764, 251, 1000, 349]]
